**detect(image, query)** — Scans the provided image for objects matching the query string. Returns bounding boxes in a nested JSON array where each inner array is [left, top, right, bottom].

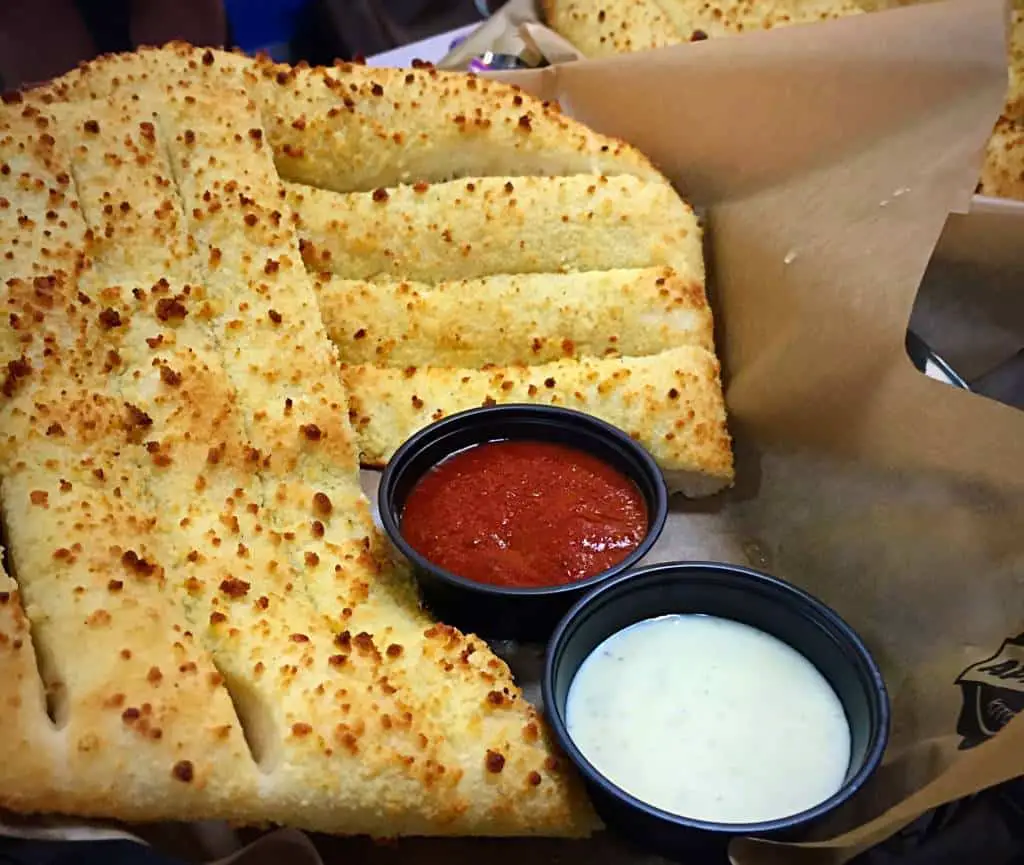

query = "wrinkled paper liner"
[[4, 2, 1024, 864], [438, 0, 1023, 217]]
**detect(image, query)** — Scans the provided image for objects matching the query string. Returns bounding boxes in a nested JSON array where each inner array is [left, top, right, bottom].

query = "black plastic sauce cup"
[[378, 405, 669, 642], [543, 561, 890, 863]]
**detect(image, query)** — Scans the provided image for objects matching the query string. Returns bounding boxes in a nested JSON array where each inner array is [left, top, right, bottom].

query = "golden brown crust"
[[0, 36, 736, 836], [0, 559, 62, 814], [546, 0, 865, 59], [978, 115, 1024, 200], [316, 267, 714, 369], [342, 347, 735, 496], [36, 46, 732, 497], [545, 0, 682, 57], [285, 168, 730, 494], [1006, 11, 1024, 123], [287, 174, 703, 283], [39, 43, 660, 191], [0, 53, 597, 836]]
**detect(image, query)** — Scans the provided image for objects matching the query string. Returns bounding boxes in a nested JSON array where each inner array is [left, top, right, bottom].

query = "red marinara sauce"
[[400, 440, 648, 589]]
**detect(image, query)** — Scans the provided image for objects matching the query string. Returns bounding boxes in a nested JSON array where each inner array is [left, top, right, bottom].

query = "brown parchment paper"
[[439, 0, 1023, 216], [4, 1, 1022, 864]]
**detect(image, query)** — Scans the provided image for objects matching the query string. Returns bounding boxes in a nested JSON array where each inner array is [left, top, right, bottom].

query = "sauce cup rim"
[[542, 560, 891, 836], [378, 404, 669, 599]]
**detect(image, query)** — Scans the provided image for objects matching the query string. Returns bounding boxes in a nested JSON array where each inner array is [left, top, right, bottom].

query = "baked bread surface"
[[544, 0, 864, 57], [978, 10, 1024, 199], [39, 43, 733, 494], [0, 42, 734, 833], [0, 49, 609, 836]]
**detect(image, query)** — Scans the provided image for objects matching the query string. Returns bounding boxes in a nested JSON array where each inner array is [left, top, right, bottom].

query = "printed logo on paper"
[[955, 632, 1024, 750]]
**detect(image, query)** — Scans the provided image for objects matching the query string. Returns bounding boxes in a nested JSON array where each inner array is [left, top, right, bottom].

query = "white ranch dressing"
[[566, 614, 851, 824]]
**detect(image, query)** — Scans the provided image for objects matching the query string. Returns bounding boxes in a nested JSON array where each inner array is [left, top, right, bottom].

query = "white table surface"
[[367, 24, 478, 68]]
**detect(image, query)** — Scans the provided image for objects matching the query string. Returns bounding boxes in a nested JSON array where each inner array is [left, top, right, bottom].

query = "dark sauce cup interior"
[[543, 561, 890, 862], [379, 405, 669, 642]]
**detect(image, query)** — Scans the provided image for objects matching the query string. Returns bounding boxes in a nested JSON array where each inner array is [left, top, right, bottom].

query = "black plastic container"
[[378, 405, 669, 641], [543, 561, 890, 863]]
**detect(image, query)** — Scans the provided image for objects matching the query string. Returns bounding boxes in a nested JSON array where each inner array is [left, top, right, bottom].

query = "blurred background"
[[0, 0, 492, 90]]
